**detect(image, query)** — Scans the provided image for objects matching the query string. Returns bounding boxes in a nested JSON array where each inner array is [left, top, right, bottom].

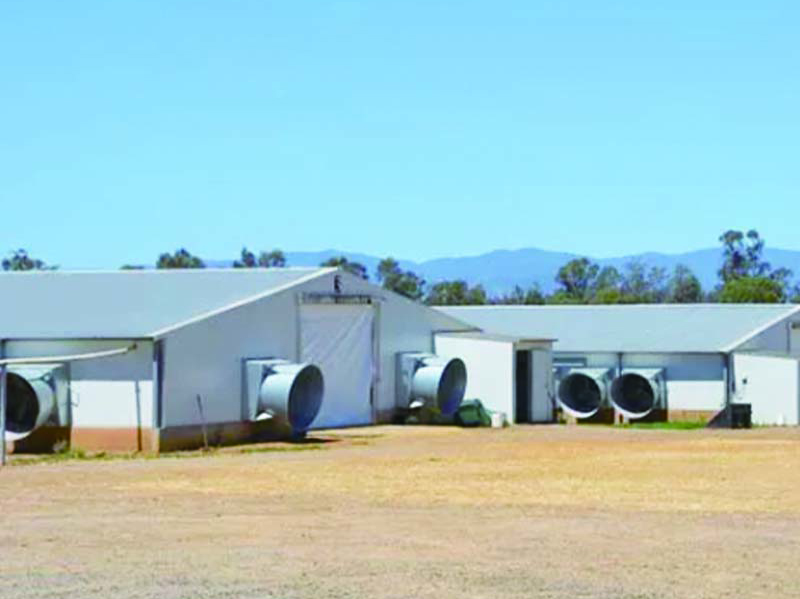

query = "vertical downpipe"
[[153, 340, 165, 452], [0, 363, 6, 466], [0, 339, 6, 466], [511, 345, 519, 426], [616, 352, 624, 425], [134, 380, 142, 452], [295, 293, 302, 363], [370, 300, 380, 424], [723, 353, 732, 410]]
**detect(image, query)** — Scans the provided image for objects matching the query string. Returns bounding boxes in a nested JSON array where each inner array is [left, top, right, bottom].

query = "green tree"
[[547, 291, 585, 304], [376, 257, 425, 301], [156, 248, 205, 269], [719, 276, 784, 303], [667, 264, 703, 303], [259, 249, 286, 267], [593, 266, 622, 292], [233, 247, 257, 268], [2, 249, 54, 271], [495, 284, 545, 305], [425, 280, 487, 305], [589, 266, 624, 303], [718, 229, 771, 283], [620, 261, 668, 303], [769, 266, 794, 297], [592, 287, 625, 304], [716, 229, 793, 302], [554, 258, 599, 302], [234, 247, 287, 268], [321, 256, 368, 280]]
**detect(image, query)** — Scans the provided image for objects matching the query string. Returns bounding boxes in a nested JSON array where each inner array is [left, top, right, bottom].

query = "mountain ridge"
[[209, 246, 800, 295]]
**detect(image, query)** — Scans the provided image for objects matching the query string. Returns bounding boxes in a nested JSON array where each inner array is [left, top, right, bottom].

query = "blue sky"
[[2, 1, 798, 267]]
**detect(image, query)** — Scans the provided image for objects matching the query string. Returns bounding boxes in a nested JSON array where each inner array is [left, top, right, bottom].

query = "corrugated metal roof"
[[437, 304, 800, 353], [0, 268, 332, 339]]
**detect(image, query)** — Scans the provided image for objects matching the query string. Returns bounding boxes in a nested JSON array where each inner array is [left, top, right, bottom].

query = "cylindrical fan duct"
[[258, 362, 324, 432], [411, 357, 467, 415], [557, 368, 610, 418], [4, 371, 56, 440], [610, 370, 663, 418]]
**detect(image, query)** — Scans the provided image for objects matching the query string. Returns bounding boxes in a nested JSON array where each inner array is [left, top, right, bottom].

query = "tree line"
[[4, 230, 799, 304]]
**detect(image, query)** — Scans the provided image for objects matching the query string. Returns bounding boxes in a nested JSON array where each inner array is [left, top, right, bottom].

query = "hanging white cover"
[[300, 304, 374, 429]]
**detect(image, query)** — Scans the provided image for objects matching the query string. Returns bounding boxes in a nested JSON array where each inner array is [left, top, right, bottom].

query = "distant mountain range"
[[210, 247, 800, 295]]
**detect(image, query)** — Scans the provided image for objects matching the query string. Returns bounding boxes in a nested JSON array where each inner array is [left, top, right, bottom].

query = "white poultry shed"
[[438, 305, 800, 424], [0, 268, 476, 453]]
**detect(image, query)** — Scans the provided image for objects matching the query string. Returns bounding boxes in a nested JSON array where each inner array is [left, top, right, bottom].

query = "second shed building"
[[438, 304, 800, 425]]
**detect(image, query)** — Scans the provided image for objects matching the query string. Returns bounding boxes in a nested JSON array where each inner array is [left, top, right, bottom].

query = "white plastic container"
[[491, 412, 506, 428]]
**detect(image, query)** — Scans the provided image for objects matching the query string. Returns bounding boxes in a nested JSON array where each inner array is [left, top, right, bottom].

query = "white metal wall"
[[792, 325, 800, 357], [160, 292, 297, 427], [434, 335, 515, 418], [733, 353, 800, 425], [159, 270, 472, 428], [3, 339, 153, 429]]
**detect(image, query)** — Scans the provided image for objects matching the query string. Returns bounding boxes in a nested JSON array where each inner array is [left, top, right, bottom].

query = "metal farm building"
[[439, 304, 800, 425], [5, 268, 798, 459], [0, 268, 485, 453]]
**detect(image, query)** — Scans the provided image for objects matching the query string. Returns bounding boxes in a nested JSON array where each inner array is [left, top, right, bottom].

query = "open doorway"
[[515, 350, 531, 423]]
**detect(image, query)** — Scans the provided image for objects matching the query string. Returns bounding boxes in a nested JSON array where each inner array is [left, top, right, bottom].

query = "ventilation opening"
[[5, 373, 40, 434], [611, 373, 656, 416], [558, 373, 603, 417], [515, 350, 531, 423], [436, 358, 467, 416], [287, 364, 324, 432]]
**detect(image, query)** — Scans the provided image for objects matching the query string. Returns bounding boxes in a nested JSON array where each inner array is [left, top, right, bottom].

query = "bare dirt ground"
[[2, 425, 800, 599]]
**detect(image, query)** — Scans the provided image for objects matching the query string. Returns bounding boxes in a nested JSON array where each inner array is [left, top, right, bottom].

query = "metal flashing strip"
[[300, 292, 378, 304], [0, 343, 137, 366]]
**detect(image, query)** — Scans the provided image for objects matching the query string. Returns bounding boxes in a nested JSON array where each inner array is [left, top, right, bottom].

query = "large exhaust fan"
[[610, 368, 665, 419], [557, 368, 612, 418], [3, 364, 69, 441], [244, 359, 324, 434], [396, 353, 467, 415]]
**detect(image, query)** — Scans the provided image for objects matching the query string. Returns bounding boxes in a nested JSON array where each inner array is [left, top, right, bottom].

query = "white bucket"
[[490, 412, 505, 428]]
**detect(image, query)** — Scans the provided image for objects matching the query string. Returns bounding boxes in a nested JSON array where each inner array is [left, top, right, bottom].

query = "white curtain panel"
[[300, 304, 374, 429]]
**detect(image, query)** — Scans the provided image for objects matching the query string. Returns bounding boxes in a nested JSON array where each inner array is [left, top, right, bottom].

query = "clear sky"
[[2, 1, 798, 267]]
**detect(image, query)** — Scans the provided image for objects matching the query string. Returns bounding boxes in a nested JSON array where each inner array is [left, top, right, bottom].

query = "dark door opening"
[[515, 350, 531, 423]]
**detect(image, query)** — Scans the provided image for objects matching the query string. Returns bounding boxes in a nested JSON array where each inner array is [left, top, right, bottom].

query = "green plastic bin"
[[455, 399, 492, 428]]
